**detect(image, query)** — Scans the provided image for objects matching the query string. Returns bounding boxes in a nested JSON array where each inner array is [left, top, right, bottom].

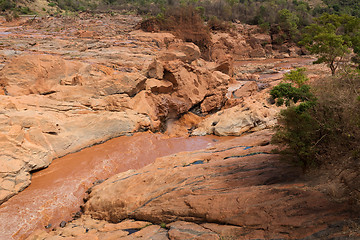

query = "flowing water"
[[0, 132, 226, 240]]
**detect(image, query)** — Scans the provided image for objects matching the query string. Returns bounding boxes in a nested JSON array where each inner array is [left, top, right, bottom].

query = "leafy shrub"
[[0, 0, 15, 12], [270, 68, 314, 107], [272, 68, 360, 174], [272, 105, 319, 168]]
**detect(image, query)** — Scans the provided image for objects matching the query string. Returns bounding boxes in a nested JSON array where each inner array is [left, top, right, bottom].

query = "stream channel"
[[0, 132, 230, 239], [0, 57, 314, 240]]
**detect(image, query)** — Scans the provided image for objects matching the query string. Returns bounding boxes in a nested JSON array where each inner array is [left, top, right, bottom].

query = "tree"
[[0, 0, 15, 11], [300, 13, 360, 75], [277, 9, 300, 39]]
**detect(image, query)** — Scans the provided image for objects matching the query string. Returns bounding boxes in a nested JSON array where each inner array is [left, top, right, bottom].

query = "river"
[[0, 132, 226, 240]]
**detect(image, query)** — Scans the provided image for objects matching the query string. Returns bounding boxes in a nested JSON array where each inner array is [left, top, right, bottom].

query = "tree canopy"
[[300, 13, 360, 75]]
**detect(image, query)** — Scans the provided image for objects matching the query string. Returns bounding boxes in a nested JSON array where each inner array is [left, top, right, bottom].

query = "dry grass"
[[140, 6, 212, 59], [311, 69, 360, 206]]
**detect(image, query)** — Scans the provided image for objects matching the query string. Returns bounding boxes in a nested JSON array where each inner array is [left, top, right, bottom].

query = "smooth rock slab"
[[83, 130, 352, 239]]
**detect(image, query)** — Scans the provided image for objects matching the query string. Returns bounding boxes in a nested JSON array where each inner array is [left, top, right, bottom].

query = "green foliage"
[[0, 0, 15, 12], [322, 0, 360, 18], [284, 67, 308, 87], [270, 83, 313, 107], [277, 9, 299, 39], [300, 13, 360, 75], [18, 6, 34, 15], [49, 0, 97, 12], [272, 106, 319, 168], [272, 68, 360, 170], [270, 68, 314, 107]]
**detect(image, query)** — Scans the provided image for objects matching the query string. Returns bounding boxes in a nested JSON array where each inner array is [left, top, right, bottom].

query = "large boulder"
[[192, 97, 277, 136], [130, 43, 230, 124], [158, 42, 201, 63]]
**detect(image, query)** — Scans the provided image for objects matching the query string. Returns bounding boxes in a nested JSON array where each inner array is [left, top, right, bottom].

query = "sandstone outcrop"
[[211, 23, 302, 61], [0, 15, 231, 204], [192, 87, 278, 136], [27, 130, 356, 240], [0, 94, 151, 204], [2, 13, 355, 240]]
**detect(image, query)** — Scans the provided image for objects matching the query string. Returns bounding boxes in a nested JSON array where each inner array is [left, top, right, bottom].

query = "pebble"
[[60, 221, 67, 228]]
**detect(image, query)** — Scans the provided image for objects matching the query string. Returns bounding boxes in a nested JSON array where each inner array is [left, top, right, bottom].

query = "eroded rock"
[[0, 16, 232, 205], [80, 130, 352, 239]]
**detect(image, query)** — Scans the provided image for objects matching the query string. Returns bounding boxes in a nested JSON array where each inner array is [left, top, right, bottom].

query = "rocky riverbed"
[[0, 13, 357, 240], [26, 130, 358, 240]]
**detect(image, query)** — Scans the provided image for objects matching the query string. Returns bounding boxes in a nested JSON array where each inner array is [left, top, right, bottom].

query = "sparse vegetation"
[[2, 0, 360, 49], [0, 0, 15, 12], [271, 67, 360, 202], [49, 0, 97, 12], [207, 15, 233, 32], [140, 5, 212, 59]]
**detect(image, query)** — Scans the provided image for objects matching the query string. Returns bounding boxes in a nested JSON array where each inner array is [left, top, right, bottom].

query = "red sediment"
[[0, 132, 227, 240]]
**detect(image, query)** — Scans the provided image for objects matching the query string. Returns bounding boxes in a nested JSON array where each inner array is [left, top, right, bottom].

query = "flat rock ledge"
[[26, 130, 357, 240]]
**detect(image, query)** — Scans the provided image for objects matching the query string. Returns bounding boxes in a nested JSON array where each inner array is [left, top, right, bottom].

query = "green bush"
[[19, 6, 33, 15], [272, 68, 360, 171], [270, 68, 314, 107], [0, 0, 15, 12], [272, 105, 319, 168]]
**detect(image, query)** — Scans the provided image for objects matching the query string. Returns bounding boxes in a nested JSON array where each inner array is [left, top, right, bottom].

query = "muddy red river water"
[[0, 133, 226, 240]]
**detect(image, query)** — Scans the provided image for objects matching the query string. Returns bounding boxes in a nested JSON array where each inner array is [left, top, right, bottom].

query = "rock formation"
[[2, 12, 353, 240], [26, 130, 356, 240], [0, 14, 230, 204]]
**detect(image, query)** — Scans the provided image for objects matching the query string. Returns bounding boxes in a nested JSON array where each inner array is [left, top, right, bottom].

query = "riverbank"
[[1, 12, 356, 240], [26, 130, 359, 240]]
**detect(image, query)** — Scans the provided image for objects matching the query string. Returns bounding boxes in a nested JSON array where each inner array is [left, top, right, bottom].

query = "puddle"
[[123, 228, 141, 234]]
